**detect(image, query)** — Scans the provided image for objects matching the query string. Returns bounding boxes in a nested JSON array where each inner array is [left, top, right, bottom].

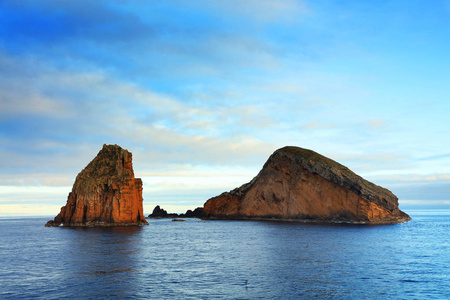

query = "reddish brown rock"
[[204, 146, 410, 224], [46, 144, 148, 226]]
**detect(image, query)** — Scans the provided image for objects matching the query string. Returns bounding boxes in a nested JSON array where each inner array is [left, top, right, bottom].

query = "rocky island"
[[203, 146, 410, 224], [46, 144, 148, 227], [148, 205, 204, 219]]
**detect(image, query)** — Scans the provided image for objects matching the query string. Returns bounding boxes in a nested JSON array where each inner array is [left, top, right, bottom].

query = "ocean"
[[1, 211, 449, 299]]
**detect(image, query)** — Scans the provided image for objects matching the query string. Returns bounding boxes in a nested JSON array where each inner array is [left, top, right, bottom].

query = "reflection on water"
[[1, 213, 450, 299], [58, 226, 145, 298]]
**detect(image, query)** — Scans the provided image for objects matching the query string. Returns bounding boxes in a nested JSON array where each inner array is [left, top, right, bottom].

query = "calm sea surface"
[[1, 211, 449, 299]]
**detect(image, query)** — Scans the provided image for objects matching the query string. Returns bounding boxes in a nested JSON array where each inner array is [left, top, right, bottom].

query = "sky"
[[1, 0, 449, 216]]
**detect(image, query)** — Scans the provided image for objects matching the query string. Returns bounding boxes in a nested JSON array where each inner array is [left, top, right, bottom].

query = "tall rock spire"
[[46, 144, 148, 226]]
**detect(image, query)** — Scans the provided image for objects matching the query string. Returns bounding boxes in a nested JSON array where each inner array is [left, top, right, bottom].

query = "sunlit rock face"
[[46, 144, 148, 227], [204, 146, 410, 224]]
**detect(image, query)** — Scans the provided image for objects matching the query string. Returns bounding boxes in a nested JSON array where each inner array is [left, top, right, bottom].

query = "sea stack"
[[204, 146, 410, 224], [46, 144, 148, 226]]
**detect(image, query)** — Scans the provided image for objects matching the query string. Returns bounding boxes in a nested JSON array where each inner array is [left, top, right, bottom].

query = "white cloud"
[[0, 52, 279, 191], [301, 121, 335, 130], [373, 173, 450, 183], [0, 93, 71, 118]]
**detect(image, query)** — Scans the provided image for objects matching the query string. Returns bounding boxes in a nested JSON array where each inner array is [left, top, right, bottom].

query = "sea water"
[[0, 211, 449, 299]]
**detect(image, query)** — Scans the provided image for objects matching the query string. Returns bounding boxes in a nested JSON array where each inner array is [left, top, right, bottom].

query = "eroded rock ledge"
[[203, 146, 410, 224], [46, 144, 148, 227]]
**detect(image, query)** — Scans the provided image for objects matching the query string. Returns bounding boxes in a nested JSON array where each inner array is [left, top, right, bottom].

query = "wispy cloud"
[[392, 182, 450, 201], [327, 152, 412, 174], [419, 153, 450, 161], [0, 51, 278, 186], [362, 172, 450, 210], [373, 173, 450, 183], [301, 122, 336, 130]]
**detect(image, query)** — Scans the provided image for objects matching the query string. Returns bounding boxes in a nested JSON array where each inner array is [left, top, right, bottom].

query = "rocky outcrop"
[[183, 207, 204, 218], [148, 205, 179, 218], [204, 146, 410, 224], [46, 144, 148, 227], [148, 206, 205, 219]]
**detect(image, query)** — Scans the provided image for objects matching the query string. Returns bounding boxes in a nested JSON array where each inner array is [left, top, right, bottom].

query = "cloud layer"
[[1, 0, 450, 215]]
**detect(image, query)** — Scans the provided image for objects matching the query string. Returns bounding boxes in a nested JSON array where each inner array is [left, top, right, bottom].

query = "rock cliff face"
[[204, 146, 410, 224], [46, 144, 148, 226]]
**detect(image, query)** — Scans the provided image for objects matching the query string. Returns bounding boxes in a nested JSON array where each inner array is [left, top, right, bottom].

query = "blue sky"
[[1, 0, 449, 216]]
